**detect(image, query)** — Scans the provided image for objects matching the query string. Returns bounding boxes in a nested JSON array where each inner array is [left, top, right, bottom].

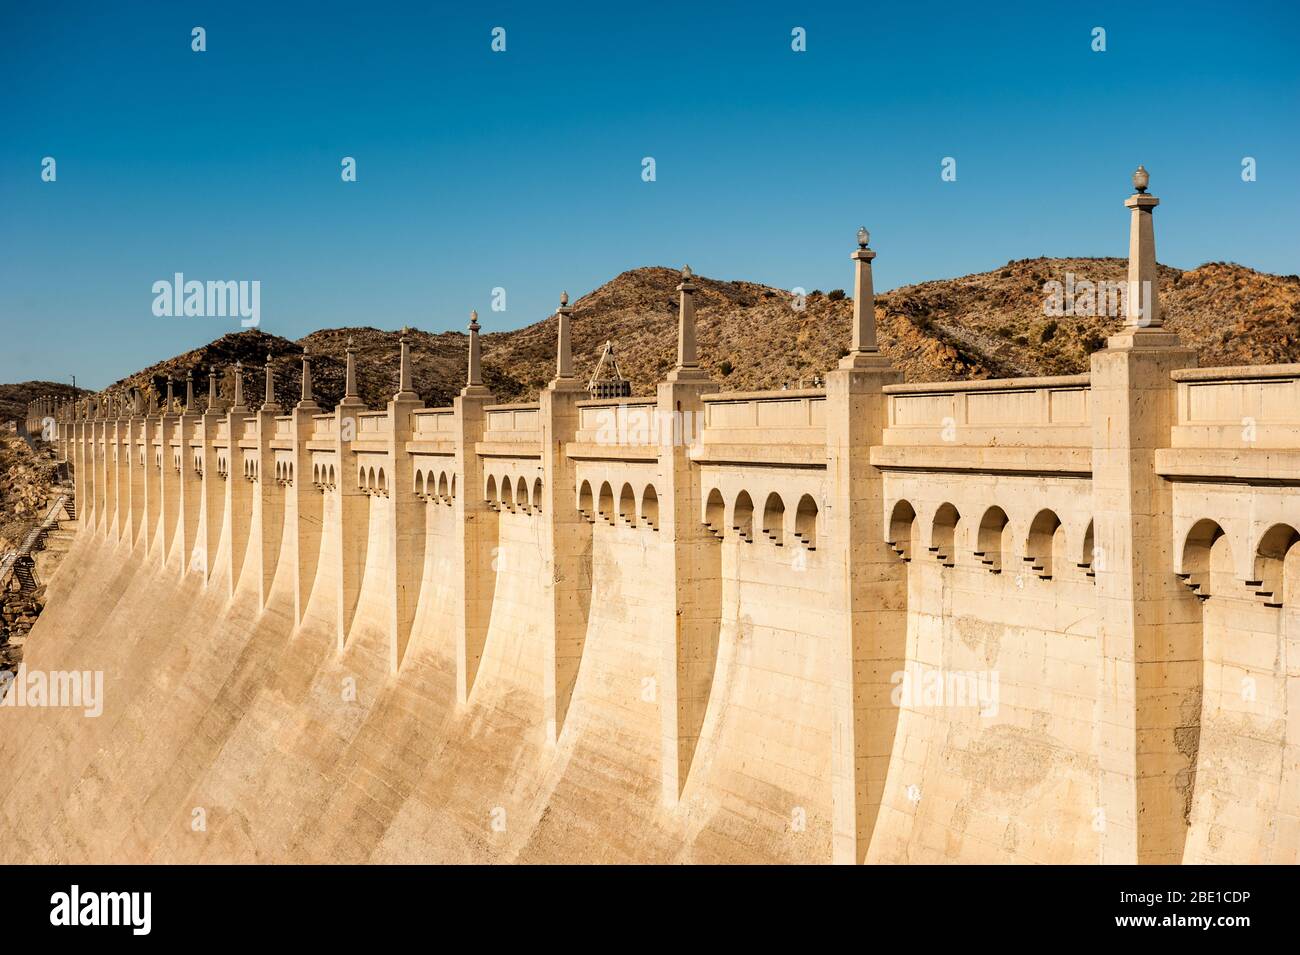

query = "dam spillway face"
[[8, 182, 1300, 865]]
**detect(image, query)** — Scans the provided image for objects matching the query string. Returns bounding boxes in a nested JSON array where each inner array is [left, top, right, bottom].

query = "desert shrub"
[[1038, 320, 1058, 343], [717, 360, 734, 376], [827, 289, 846, 301]]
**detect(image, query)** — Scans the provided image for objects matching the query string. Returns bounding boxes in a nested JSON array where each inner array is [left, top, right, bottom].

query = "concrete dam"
[[6, 172, 1299, 864]]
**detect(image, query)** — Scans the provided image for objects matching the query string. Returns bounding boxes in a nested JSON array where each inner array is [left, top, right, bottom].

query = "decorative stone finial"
[[231, 361, 246, 411], [263, 351, 280, 411], [341, 337, 360, 405], [394, 325, 418, 401], [466, 309, 483, 388], [841, 225, 881, 366], [1123, 165, 1162, 331], [299, 348, 317, 408], [669, 264, 703, 380], [555, 291, 576, 381]]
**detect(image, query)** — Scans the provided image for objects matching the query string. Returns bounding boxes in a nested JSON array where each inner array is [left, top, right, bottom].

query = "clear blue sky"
[[2, 0, 1296, 388]]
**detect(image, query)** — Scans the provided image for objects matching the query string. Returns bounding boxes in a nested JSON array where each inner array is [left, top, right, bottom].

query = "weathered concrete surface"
[[0, 496, 839, 862]]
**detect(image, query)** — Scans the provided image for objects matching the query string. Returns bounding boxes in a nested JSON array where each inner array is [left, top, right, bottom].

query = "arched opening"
[[761, 492, 786, 545], [438, 472, 449, 501], [931, 503, 960, 567], [328, 464, 335, 487], [1079, 519, 1097, 579], [501, 476, 514, 511], [794, 494, 818, 550], [1025, 509, 1063, 579], [533, 478, 543, 514], [888, 500, 917, 561], [517, 476, 529, 513], [485, 473, 497, 507], [376, 468, 385, 495], [732, 491, 754, 543], [704, 488, 725, 538], [1179, 519, 1231, 601], [578, 480, 594, 522], [598, 482, 615, 525], [450, 474, 456, 500], [619, 483, 637, 526], [975, 506, 1009, 574], [1252, 523, 1298, 608], [641, 485, 659, 531], [413, 468, 424, 496]]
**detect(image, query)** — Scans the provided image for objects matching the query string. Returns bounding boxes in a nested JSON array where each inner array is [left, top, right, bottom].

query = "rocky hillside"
[[25, 258, 1300, 412], [0, 433, 62, 553], [0, 381, 86, 429]]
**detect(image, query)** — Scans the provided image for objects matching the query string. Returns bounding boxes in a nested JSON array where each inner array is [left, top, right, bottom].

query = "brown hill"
[[0, 382, 87, 429], [30, 258, 1300, 411]]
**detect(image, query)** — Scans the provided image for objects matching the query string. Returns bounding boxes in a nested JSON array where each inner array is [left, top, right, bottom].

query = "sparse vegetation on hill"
[[14, 258, 1300, 413], [0, 381, 86, 429]]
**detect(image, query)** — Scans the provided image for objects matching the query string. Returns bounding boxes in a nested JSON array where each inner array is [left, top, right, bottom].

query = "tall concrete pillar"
[[95, 407, 109, 535], [826, 228, 906, 864], [141, 395, 162, 558], [200, 368, 227, 582], [290, 352, 325, 625], [1090, 167, 1200, 864], [540, 292, 593, 741], [73, 407, 87, 526], [176, 373, 203, 575], [126, 394, 145, 549], [657, 266, 722, 802], [387, 331, 425, 671], [225, 364, 253, 597], [335, 341, 369, 651], [255, 356, 284, 609], [157, 390, 180, 561], [454, 312, 498, 701], [111, 400, 127, 542]]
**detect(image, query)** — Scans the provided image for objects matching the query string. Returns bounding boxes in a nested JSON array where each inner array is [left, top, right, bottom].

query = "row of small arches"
[[312, 462, 337, 490], [486, 473, 542, 514], [578, 480, 658, 530], [704, 488, 818, 549], [1179, 518, 1300, 608], [274, 460, 294, 486], [416, 468, 458, 505], [358, 465, 386, 496], [887, 500, 1092, 581]]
